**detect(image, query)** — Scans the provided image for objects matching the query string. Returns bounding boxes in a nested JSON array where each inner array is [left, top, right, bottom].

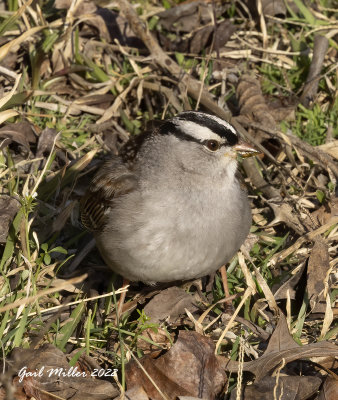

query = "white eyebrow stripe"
[[174, 120, 226, 142]]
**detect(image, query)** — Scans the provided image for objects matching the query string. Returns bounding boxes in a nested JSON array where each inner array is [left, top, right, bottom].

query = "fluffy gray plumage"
[[81, 111, 255, 283]]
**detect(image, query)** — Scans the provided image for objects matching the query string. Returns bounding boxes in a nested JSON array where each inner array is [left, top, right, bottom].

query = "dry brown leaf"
[[245, 0, 287, 18], [50, 201, 76, 235], [307, 237, 330, 313], [126, 356, 191, 400], [225, 313, 338, 381], [317, 376, 338, 400], [189, 20, 236, 54], [136, 327, 171, 356], [11, 376, 33, 400], [82, 13, 111, 43], [244, 375, 322, 400], [55, 1, 142, 46], [269, 104, 296, 122], [264, 312, 299, 353], [310, 197, 338, 226], [0, 387, 7, 400], [213, 20, 237, 51], [189, 25, 214, 54], [318, 141, 338, 160], [237, 74, 276, 142], [157, 1, 216, 33], [36, 127, 58, 159], [23, 376, 57, 400], [260, 0, 286, 16], [143, 287, 199, 324], [121, 386, 150, 400], [0, 195, 20, 243], [311, 356, 338, 371], [10, 344, 118, 400], [0, 121, 36, 151], [273, 263, 306, 301], [126, 331, 227, 400]]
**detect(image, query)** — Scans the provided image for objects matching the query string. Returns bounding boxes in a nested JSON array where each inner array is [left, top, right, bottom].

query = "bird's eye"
[[205, 140, 220, 151]]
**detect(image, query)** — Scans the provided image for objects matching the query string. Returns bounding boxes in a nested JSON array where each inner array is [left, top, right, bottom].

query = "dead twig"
[[237, 119, 338, 179], [300, 35, 329, 108]]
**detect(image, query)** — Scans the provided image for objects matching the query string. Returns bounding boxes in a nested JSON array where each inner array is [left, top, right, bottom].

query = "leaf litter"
[[0, 0, 337, 399]]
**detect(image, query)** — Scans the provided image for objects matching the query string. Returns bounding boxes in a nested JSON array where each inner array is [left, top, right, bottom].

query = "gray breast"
[[95, 175, 251, 283]]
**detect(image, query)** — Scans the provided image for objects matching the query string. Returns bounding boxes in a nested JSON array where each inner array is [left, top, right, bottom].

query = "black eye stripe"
[[176, 112, 238, 145], [167, 124, 202, 144], [161, 126, 227, 149], [159, 121, 197, 143]]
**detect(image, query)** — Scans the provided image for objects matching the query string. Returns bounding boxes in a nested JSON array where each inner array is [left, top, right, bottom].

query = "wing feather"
[[80, 157, 137, 232]]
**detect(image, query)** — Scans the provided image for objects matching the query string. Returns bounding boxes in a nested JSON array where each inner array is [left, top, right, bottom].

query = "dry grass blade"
[[0, 73, 22, 109], [270, 216, 338, 266], [0, 274, 87, 313], [215, 287, 253, 354], [0, 26, 46, 61]]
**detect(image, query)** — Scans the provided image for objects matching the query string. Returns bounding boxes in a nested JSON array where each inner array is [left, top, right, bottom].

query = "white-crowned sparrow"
[[81, 111, 259, 283]]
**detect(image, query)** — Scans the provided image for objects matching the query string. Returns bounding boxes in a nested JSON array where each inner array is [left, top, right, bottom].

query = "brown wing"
[[80, 157, 137, 232]]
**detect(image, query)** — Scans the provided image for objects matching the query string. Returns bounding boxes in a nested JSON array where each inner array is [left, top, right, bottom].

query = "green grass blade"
[[292, 0, 316, 25], [0, 309, 10, 340], [0, 207, 24, 271], [55, 302, 85, 351], [13, 306, 30, 347]]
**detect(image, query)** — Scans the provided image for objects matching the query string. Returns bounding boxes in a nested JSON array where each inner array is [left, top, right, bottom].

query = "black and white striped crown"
[[160, 111, 239, 147]]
